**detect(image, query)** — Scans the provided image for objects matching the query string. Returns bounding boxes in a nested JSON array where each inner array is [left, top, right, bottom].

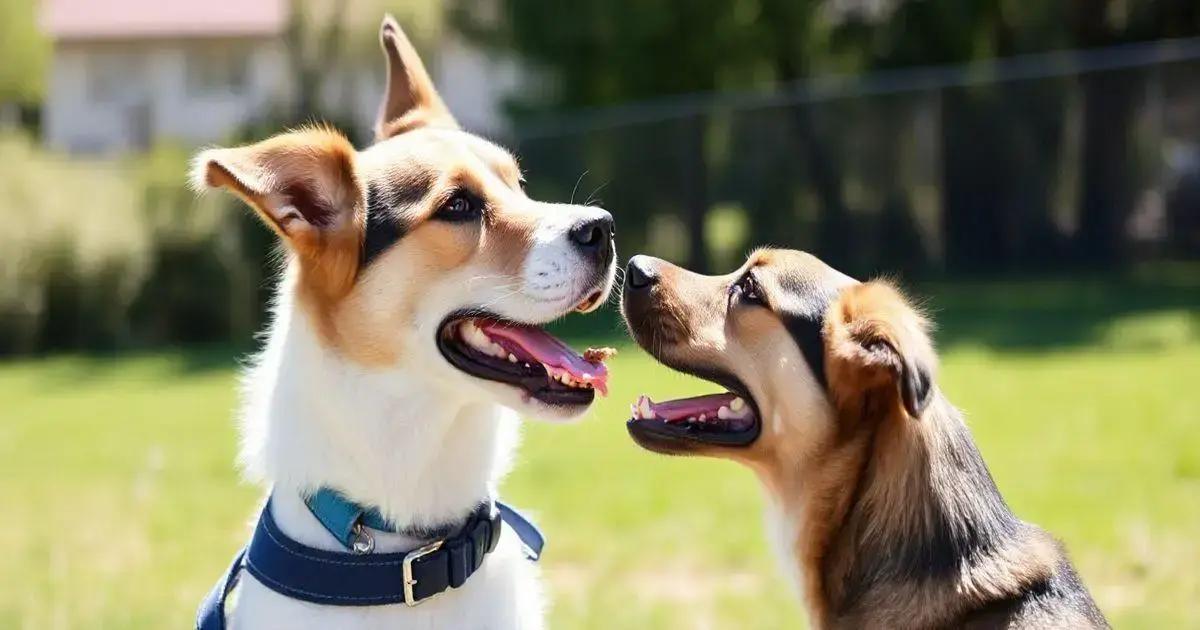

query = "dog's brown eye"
[[436, 192, 482, 222]]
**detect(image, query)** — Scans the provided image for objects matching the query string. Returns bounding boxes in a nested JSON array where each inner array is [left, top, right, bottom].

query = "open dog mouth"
[[626, 376, 761, 449], [437, 314, 613, 407]]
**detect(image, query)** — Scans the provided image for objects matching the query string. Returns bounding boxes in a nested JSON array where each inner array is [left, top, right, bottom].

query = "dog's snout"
[[626, 255, 658, 290], [569, 212, 614, 260]]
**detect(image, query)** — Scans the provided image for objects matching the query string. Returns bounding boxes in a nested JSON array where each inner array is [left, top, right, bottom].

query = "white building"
[[39, 0, 519, 154]]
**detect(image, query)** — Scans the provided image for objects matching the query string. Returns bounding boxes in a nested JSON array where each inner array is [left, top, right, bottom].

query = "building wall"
[[45, 38, 288, 154], [44, 34, 523, 154]]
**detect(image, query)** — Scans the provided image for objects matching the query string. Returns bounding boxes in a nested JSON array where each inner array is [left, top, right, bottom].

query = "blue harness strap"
[[196, 497, 542, 630], [196, 548, 246, 630], [497, 502, 544, 561]]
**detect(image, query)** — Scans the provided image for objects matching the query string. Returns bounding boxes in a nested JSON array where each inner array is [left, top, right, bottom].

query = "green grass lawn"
[[1, 278, 1197, 629]]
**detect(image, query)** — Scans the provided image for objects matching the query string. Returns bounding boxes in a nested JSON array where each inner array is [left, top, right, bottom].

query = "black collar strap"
[[196, 497, 544, 630]]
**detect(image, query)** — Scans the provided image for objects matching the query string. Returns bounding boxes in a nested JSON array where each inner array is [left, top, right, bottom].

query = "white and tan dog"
[[192, 16, 616, 630]]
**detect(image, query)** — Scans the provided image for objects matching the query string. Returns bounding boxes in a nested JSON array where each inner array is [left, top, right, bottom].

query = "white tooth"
[[687, 416, 697, 423], [524, 363, 532, 368], [630, 403, 639, 418], [638, 397, 653, 419], [491, 343, 506, 358], [717, 406, 731, 420], [468, 336, 490, 353], [698, 414, 707, 422], [463, 324, 495, 354], [508, 354, 518, 363], [730, 397, 746, 411]]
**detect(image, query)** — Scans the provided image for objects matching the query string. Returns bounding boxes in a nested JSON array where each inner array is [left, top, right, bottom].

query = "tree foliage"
[[459, 0, 1200, 274], [0, 0, 49, 103]]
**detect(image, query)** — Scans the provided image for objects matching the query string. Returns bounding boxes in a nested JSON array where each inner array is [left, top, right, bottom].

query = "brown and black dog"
[[620, 249, 1108, 629]]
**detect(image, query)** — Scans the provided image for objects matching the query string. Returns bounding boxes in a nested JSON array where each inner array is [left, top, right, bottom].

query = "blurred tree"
[[459, 0, 1199, 275], [0, 0, 49, 110], [831, 1, 1073, 272], [751, 1, 856, 270], [838, 0, 1200, 271], [453, 0, 765, 271], [1069, 0, 1200, 267], [287, 0, 347, 120]]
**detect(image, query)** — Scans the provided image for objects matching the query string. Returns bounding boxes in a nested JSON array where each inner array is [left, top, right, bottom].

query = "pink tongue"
[[478, 320, 609, 395], [650, 393, 738, 421]]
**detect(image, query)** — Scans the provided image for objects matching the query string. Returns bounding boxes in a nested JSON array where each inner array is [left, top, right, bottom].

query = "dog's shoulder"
[[959, 554, 1110, 630]]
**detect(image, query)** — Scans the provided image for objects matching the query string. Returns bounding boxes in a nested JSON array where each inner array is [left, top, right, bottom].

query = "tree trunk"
[[678, 114, 711, 273], [790, 103, 853, 270], [1074, 69, 1140, 267]]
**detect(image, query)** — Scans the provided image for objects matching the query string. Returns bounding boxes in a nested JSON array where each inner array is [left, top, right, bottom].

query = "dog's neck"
[[759, 396, 1058, 629], [238, 287, 518, 552]]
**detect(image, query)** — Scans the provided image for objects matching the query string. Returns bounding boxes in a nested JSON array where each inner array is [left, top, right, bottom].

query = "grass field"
[[1, 276, 1197, 629]]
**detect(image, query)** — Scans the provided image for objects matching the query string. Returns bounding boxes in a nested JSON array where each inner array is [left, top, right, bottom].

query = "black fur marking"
[[900, 358, 933, 418], [839, 405, 1023, 608], [360, 172, 434, 267], [775, 273, 838, 390]]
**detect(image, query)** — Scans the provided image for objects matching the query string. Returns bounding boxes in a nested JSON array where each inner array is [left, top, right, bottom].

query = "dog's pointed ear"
[[191, 127, 364, 286], [375, 14, 456, 140], [824, 282, 936, 421]]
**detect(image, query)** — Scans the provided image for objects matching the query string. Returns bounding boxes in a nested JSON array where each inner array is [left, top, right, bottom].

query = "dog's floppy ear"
[[824, 281, 936, 421], [375, 14, 455, 140], [191, 126, 364, 294]]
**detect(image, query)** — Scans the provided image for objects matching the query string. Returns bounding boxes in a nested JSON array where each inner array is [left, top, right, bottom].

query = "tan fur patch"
[[193, 126, 365, 313], [824, 282, 936, 424]]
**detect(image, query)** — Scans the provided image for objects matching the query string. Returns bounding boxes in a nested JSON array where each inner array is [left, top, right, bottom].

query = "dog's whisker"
[[584, 181, 609, 207], [569, 170, 589, 205]]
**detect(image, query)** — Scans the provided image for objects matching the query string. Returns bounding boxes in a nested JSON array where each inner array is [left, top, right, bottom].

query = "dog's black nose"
[[626, 255, 658, 290], [569, 212, 615, 259]]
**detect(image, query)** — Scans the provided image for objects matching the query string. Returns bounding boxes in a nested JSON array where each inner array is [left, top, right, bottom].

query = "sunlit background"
[[1, 0, 1197, 628]]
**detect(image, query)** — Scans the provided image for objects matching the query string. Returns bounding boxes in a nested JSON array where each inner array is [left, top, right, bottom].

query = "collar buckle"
[[402, 539, 445, 606]]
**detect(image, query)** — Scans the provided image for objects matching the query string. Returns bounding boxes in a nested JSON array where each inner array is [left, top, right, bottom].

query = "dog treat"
[[584, 346, 617, 364]]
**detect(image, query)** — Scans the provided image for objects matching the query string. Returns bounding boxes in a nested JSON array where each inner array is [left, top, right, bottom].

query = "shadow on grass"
[[920, 271, 1199, 352]]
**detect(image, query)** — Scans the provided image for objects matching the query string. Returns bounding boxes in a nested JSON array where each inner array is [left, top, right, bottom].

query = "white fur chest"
[[223, 307, 546, 629], [762, 493, 807, 605]]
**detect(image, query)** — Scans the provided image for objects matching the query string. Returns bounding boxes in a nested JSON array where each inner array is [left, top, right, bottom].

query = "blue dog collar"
[[196, 493, 544, 630]]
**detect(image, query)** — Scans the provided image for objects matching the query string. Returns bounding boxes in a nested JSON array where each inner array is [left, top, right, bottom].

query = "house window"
[[88, 53, 136, 103], [186, 49, 248, 98]]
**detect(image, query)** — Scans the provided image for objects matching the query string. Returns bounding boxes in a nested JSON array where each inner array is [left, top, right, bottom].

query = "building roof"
[[41, 0, 288, 41]]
